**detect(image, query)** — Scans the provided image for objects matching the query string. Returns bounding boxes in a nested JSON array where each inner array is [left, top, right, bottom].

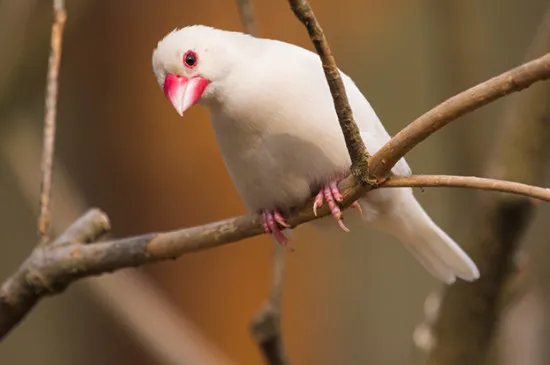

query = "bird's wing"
[[339, 73, 412, 177]]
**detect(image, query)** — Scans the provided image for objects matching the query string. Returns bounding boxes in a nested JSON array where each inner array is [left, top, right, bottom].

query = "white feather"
[[152, 25, 480, 283]]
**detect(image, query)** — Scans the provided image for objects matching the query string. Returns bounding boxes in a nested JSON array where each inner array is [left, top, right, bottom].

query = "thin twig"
[[383, 175, 550, 201], [54, 209, 110, 245], [288, 0, 369, 181], [235, 0, 257, 36], [2, 27, 550, 342], [38, 0, 66, 243]]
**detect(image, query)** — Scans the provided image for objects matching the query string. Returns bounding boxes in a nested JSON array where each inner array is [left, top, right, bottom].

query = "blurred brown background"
[[1, 1, 550, 364]]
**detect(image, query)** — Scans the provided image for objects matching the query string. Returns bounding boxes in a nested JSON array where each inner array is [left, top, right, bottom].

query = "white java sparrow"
[[151, 25, 480, 284]]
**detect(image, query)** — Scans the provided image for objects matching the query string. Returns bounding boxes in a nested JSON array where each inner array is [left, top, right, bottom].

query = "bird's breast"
[[209, 110, 350, 213]]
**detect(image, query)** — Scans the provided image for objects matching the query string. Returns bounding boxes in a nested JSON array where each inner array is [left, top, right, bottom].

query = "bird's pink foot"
[[262, 209, 290, 245], [312, 181, 363, 232]]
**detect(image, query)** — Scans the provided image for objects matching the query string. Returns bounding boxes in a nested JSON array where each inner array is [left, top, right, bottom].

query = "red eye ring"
[[183, 50, 198, 69]]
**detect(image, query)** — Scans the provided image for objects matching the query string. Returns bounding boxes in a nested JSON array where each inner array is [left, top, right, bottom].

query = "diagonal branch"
[[288, 0, 369, 181], [38, 0, 66, 242], [370, 53, 550, 178]]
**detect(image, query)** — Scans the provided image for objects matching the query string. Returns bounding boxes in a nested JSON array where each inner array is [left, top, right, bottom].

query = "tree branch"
[[3, 121, 236, 365], [0, 208, 109, 339], [52, 209, 110, 246], [1, 172, 548, 340], [288, 0, 369, 181], [383, 175, 550, 201], [38, 0, 66, 242], [370, 52, 550, 178], [3, 2, 550, 343], [88, 271, 238, 365]]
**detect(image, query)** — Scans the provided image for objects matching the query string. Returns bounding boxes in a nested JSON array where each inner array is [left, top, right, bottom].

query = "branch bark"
[[38, 0, 66, 242], [370, 52, 550, 178], [288, 0, 369, 181], [424, 6, 550, 365], [384, 175, 550, 201], [0, 208, 109, 338], [3, 121, 237, 365], [1, 172, 548, 341], [3, 2, 550, 343]]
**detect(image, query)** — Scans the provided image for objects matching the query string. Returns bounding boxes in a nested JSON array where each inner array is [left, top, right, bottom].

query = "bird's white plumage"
[[152, 25, 480, 283]]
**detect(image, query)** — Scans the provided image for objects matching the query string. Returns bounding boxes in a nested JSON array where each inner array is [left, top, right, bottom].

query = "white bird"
[[151, 25, 480, 284]]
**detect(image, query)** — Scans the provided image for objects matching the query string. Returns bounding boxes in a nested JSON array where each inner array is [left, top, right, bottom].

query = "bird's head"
[[152, 25, 243, 117]]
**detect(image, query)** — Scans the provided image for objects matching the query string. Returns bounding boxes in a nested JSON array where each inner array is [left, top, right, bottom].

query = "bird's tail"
[[365, 191, 480, 284]]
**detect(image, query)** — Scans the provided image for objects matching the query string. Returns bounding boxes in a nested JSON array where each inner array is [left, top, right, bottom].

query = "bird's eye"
[[183, 50, 198, 68]]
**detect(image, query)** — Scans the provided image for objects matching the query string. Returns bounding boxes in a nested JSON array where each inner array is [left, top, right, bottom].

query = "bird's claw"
[[263, 181, 363, 244], [351, 201, 364, 219], [312, 181, 362, 232], [313, 190, 324, 217], [273, 210, 290, 228], [262, 209, 289, 245]]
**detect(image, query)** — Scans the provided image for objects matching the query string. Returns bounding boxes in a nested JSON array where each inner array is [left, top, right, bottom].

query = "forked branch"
[[384, 175, 550, 201]]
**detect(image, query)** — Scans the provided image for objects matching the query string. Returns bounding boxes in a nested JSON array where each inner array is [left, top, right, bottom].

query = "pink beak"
[[163, 74, 209, 116]]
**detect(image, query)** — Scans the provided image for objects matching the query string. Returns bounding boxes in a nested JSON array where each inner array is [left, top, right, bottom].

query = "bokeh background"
[[1, 1, 550, 364]]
